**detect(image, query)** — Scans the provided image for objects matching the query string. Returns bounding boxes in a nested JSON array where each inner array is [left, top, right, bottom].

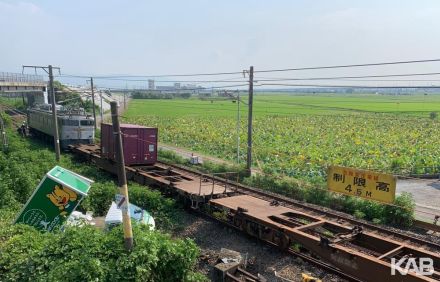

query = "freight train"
[[26, 104, 159, 163], [27, 104, 95, 149]]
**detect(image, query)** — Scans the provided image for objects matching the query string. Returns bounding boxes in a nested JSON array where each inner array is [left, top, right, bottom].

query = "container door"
[[145, 128, 157, 163], [100, 124, 114, 160], [123, 128, 139, 165]]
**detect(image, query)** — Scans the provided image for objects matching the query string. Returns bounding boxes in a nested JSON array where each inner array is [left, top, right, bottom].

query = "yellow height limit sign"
[[327, 165, 396, 204]]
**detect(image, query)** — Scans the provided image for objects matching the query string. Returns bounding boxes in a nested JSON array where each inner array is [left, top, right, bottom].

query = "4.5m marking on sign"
[[327, 165, 396, 204]]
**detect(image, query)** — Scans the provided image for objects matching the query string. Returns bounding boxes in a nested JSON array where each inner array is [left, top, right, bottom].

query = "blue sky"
[[2, 1, 440, 88]]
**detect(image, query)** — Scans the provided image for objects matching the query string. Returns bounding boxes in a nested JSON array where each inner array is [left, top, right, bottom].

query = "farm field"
[[123, 93, 440, 181]]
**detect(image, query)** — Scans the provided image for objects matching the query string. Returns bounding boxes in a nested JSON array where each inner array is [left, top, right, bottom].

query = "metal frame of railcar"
[[70, 143, 440, 282]]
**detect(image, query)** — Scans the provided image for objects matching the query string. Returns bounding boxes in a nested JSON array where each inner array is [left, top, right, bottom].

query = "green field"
[[123, 93, 440, 181], [125, 93, 440, 117]]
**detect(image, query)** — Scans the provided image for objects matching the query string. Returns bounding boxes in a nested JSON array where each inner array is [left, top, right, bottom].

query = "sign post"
[[14, 166, 93, 231], [327, 165, 396, 204]]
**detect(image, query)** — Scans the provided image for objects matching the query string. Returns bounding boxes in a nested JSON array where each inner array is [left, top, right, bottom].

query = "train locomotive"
[[27, 104, 95, 149]]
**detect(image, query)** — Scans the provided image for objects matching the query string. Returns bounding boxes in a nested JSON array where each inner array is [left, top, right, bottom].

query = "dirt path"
[[158, 143, 264, 175], [159, 143, 233, 165]]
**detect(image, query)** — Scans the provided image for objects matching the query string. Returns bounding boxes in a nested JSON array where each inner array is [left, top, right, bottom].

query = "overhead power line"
[[70, 77, 247, 83], [254, 58, 440, 73], [260, 83, 440, 89], [55, 70, 244, 79], [103, 83, 249, 91], [254, 71, 440, 82], [53, 58, 440, 82], [300, 79, 440, 82]]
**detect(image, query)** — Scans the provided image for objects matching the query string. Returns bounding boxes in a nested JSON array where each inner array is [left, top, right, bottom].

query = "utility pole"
[[100, 91, 103, 123], [87, 77, 97, 130], [124, 82, 127, 109], [111, 101, 133, 251], [21, 93, 26, 107], [236, 91, 240, 164], [0, 115, 8, 152], [23, 65, 61, 161], [123, 91, 126, 110], [246, 66, 254, 173], [48, 65, 61, 161]]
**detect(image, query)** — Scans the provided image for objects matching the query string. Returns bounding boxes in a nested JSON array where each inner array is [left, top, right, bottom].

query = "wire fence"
[[0, 72, 45, 83]]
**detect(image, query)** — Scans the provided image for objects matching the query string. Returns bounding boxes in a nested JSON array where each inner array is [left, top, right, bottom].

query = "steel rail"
[[200, 206, 362, 282], [158, 161, 440, 252]]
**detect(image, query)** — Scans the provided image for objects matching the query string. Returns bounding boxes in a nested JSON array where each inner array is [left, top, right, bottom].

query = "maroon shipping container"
[[101, 123, 158, 165]]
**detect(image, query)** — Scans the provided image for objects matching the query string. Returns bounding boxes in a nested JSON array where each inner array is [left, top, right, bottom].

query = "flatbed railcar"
[[70, 142, 440, 282], [27, 104, 95, 149]]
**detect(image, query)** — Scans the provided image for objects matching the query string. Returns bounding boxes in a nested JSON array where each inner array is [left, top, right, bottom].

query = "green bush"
[[0, 224, 203, 282], [79, 182, 116, 216], [0, 112, 12, 127], [128, 184, 183, 231], [384, 192, 415, 228], [354, 210, 366, 219], [158, 149, 188, 165]]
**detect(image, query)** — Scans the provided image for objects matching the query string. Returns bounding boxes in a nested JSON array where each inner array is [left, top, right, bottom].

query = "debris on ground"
[[66, 211, 94, 226], [175, 213, 346, 282]]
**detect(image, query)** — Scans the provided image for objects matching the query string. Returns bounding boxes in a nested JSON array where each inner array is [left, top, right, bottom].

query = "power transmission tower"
[[246, 66, 254, 173], [23, 65, 61, 161], [110, 101, 134, 250], [87, 77, 97, 130]]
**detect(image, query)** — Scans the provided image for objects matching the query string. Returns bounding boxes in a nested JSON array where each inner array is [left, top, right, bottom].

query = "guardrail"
[[0, 72, 45, 83]]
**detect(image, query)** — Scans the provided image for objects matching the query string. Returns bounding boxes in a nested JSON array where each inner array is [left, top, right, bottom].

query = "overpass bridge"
[[0, 72, 47, 92], [0, 72, 47, 104]]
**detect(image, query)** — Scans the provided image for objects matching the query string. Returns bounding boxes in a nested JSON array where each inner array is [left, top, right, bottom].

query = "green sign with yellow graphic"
[[14, 166, 93, 231]]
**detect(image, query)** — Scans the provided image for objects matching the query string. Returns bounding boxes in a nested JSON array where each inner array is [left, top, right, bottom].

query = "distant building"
[[174, 83, 181, 89], [156, 85, 175, 91], [185, 84, 197, 90], [148, 79, 155, 90]]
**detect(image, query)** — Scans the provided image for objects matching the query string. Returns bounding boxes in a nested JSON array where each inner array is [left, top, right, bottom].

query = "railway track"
[[0, 105, 26, 128], [0, 104, 26, 116], [163, 161, 440, 250], [71, 144, 440, 282], [203, 209, 363, 282]]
